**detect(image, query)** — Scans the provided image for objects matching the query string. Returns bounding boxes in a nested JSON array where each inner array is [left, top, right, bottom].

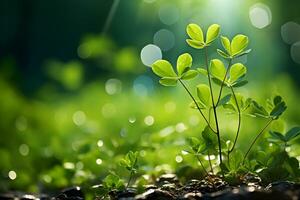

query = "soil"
[[1, 174, 299, 200]]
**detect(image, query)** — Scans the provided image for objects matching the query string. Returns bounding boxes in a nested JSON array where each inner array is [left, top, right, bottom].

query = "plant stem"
[[126, 157, 138, 189], [196, 154, 209, 176], [216, 59, 232, 106], [228, 86, 241, 154], [204, 48, 223, 165], [207, 150, 214, 175], [242, 118, 274, 164], [179, 79, 216, 133]]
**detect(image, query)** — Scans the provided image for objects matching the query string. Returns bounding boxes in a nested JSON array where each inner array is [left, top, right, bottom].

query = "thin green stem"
[[216, 59, 232, 106], [228, 86, 241, 154], [242, 118, 274, 164], [179, 79, 216, 133], [126, 157, 138, 189], [207, 150, 214, 175], [204, 48, 223, 165], [196, 154, 209, 176]]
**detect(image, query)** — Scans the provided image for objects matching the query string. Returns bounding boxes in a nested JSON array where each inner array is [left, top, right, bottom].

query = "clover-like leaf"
[[177, 53, 193, 76], [210, 59, 226, 82], [231, 34, 249, 56], [206, 24, 220, 44], [218, 94, 231, 107], [217, 49, 230, 58], [181, 70, 198, 80], [221, 36, 231, 54], [251, 100, 269, 118], [197, 84, 212, 108], [186, 39, 205, 49], [285, 127, 300, 142], [159, 77, 178, 86], [189, 101, 206, 110], [197, 68, 208, 76], [152, 60, 177, 78], [270, 96, 287, 119], [186, 24, 204, 43], [228, 63, 247, 84], [269, 131, 286, 142]]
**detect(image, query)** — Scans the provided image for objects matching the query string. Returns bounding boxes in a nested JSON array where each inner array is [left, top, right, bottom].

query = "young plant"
[[119, 151, 139, 188], [150, 23, 296, 180]]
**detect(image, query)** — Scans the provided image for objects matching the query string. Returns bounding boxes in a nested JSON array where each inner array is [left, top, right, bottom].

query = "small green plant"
[[119, 151, 139, 188], [151, 23, 300, 183]]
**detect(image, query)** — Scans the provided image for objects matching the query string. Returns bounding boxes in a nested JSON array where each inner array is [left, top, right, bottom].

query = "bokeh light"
[[249, 3, 272, 29], [140, 44, 162, 67], [158, 3, 180, 25], [281, 21, 300, 45], [153, 29, 175, 51], [291, 41, 300, 64]]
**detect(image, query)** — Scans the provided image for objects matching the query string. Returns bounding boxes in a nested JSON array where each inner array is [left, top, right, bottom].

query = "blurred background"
[[0, 0, 300, 192]]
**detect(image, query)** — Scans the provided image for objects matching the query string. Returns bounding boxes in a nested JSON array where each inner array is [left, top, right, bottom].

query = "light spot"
[[43, 175, 52, 183], [175, 155, 183, 163], [72, 110, 86, 126], [189, 115, 199, 126], [120, 128, 127, 137], [140, 44, 162, 67], [285, 146, 291, 152], [8, 171, 17, 180], [97, 140, 104, 147], [129, 116, 136, 123], [158, 4, 180, 25], [15, 116, 27, 131], [76, 162, 84, 170], [175, 123, 187, 133], [248, 186, 255, 192], [144, 115, 154, 126], [96, 158, 103, 165], [291, 41, 300, 64], [249, 3, 272, 29], [77, 43, 91, 59], [159, 126, 175, 137], [140, 150, 146, 157], [281, 21, 300, 45], [153, 29, 175, 51], [64, 162, 75, 169], [204, 155, 216, 161], [102, 103, 116, 118], [269, 143, 273, 147], [105, 78, 122, 95], [19, 144, 29, 156], [164, 101, 176, 113]]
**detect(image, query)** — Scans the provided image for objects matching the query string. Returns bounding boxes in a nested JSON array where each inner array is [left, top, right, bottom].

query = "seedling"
[[151, 23, 300, 182], [119, 151, 139, 188]]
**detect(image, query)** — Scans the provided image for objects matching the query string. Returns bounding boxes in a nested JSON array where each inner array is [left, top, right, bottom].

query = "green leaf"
[[181, 70, 198, 80], [202, 126, 217, 149], [269, 131, 286, 142], [210, 59, 226, 81], [270, 101, 287, 119], [177, 53, 193, 76], [206, 24, 220, 44], [103, 174, 125, 190], [228, 63, 247, 84], [232, 80, 248, 87], [229, 150, 243, 171], [221, 36, 231, 54], [187, 137, 205, 153], [218, 94, 231, 106], [235, 49, 252, 58], [186, 39, 205, 49], [197, 68, 208, 76], [189, 101, 206, 109], [197, 84, 212, 108], [186, 23, 204, 43], [285, 127, 300, 141], [159, 77, 178, 86], [152, 60, 177, 78], [251, 100, 269, 118], [231, 34, 249, 56], [217, 49, 230, 58]]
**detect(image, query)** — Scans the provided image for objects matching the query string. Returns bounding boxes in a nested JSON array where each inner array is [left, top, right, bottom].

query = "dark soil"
[[1, 174, 299, 200]]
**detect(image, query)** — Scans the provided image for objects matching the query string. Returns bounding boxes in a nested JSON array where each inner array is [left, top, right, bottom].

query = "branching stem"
[[179, 79, 216, 133], [196, 155, 209, 176], [204, 48, 223, 165], [216, 59, 232, 106]]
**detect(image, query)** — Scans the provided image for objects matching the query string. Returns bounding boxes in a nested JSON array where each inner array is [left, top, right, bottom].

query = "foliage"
[[151, 23, 300, 184]]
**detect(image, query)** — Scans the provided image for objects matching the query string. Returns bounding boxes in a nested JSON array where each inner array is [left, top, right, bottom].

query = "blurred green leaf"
[[181, 70, 198, 80], [210, 59, 226, 81], [229, 63, 247, 84], [159, 77, 178, 86], [196, 84, 212, 108], [285, 127, 300, 141]]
